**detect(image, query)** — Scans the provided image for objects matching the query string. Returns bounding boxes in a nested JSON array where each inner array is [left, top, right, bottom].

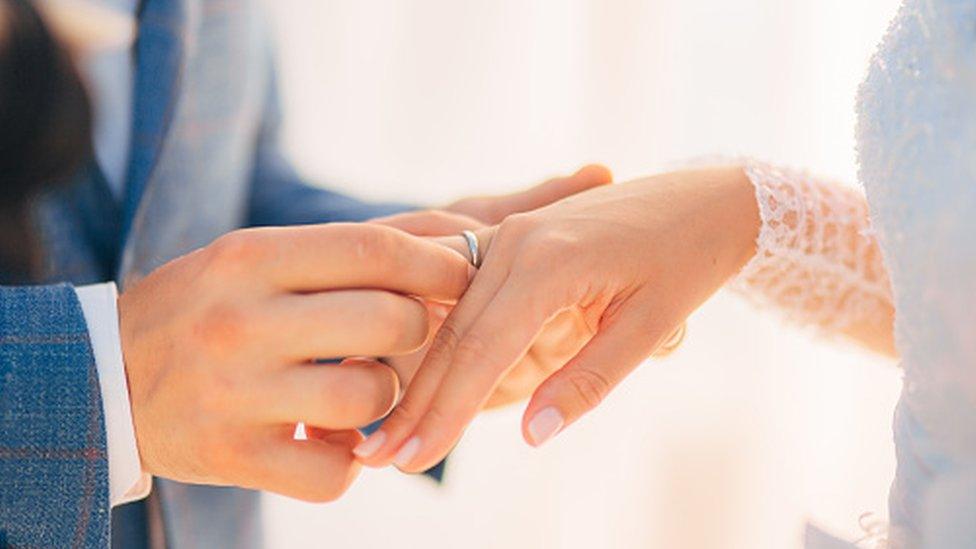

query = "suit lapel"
[[121, 0, 187, 243]]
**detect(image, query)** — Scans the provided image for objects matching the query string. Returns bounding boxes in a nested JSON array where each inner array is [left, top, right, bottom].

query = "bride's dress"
[[731, 0, 976, 546]]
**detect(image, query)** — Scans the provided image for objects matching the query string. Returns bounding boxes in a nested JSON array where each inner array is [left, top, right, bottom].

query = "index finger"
[[215, 223, 475, 301], [392, 280, 555, 473], [356, 273, 558, 473]]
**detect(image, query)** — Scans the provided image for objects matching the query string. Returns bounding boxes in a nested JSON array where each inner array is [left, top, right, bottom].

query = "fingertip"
[[272, 435, 365, 503], [338, 358, 401, 420], [388, 229, 473, 302], [391, 436, 423, 472], [522, 404, 565, 447], [352, 422, 414, 470], [576, 164, 614, 186], [307, 427, 365, 448], [327, 448, 364, 502], [352, 430, 387, 463]]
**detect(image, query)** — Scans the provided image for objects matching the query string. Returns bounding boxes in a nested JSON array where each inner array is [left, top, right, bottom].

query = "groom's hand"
[[118, 223, 472, 501]]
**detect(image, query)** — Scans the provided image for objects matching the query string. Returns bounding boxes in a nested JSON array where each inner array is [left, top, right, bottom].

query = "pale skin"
[[373, 165, 617, 408], [117, 168, 611, 502], [31, 0, 623, 502], [354, 166, 897, 474]]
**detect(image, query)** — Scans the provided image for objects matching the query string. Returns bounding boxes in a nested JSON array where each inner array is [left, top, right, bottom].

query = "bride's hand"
[[355, 167, 761, 473]]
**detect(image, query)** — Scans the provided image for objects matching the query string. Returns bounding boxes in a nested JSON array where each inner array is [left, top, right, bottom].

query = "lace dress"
[[730, 1, 976, 546]]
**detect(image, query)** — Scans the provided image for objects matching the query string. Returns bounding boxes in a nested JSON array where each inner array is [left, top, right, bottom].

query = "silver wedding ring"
[[461, 230, 482, 268]]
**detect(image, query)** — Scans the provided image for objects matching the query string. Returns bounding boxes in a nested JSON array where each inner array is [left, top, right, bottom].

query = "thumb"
[[514, 164, 615, 213], [452, 164, 614, 225], [519, 302, 668, 447]]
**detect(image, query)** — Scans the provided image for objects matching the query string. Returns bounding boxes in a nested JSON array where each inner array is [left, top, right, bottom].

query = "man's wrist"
[[75, 282, 151, 506]]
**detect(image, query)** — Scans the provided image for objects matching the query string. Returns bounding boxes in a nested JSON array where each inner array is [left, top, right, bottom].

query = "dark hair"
[[0, 0, 93, 279]]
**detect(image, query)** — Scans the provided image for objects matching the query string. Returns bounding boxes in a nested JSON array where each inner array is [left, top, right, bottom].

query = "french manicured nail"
[[527, 406, 564, 447], [393, 436, 421, 469], [353, 431, 386, 459]]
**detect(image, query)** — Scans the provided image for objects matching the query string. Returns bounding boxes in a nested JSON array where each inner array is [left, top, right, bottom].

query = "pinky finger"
[[248, 430, 364, 503], [520, 303, 675, 447]]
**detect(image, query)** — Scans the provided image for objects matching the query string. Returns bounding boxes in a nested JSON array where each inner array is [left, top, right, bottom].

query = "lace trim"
[[729, 160, 893, 335], [856, 512, 889, 548]]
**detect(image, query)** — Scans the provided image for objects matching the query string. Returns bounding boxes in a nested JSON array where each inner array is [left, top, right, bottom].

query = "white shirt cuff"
[[75, 282, 152, 507]]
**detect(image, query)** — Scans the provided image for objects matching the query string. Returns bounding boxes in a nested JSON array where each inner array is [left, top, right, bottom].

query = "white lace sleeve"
[[728, 160, 894, 339]]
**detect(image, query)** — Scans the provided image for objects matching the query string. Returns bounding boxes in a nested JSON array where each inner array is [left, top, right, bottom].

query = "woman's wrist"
[[717, 165, 762, 275], [663, 165, 761, 283]]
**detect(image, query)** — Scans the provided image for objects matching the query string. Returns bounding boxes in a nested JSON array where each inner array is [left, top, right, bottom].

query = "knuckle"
[[527, 230, 579, 263], [418, 322, 464, 369], [424, 402, 457, 430], [205, 230, 264, 275], [350, 225, 398, 264], [480, 200, 505, 225], [453, 333, 490, 366], [371, 294, 427, 352], [565, 368, 612, 410], [386, 401, 420, 428], [505, 228, 579, 275], [496, 213, 538, 241], [430, 322, 462, 354]]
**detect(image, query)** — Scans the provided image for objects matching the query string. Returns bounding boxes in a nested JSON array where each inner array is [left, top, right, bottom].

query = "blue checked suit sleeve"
[[0, 284, 109, 548]]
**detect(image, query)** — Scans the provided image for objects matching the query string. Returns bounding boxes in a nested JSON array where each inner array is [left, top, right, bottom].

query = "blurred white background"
[[262, 1, 903, 547]]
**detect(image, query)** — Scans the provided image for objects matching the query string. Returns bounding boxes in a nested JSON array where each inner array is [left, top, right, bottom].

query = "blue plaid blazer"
[[0, 0, 410, 546]]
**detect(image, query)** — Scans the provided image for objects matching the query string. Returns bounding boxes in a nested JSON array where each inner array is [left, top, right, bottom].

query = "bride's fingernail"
[[393, 436, 421, 469], [353, 431, 386, 459], [527, 407, 564, 447]]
